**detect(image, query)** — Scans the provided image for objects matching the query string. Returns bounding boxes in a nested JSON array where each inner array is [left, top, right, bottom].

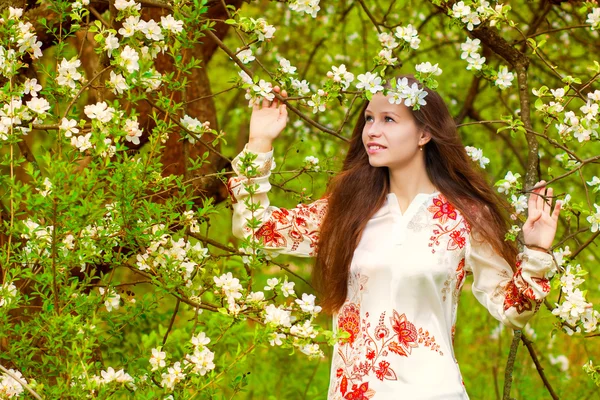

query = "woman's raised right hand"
[[248, 86, 288, 152]]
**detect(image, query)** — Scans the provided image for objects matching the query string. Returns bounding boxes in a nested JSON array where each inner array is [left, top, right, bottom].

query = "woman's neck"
[[388, 164, 437, 211]]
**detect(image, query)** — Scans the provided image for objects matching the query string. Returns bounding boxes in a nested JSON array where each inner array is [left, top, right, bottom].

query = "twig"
[[143, 97, 232, 163], [202, 29, 347, 142], [163, 299, 181, 346], [503, 330, 522, 400], [521, 335, 560, 399], [0, 364, 44, 400], [62, 65, 113, 119]]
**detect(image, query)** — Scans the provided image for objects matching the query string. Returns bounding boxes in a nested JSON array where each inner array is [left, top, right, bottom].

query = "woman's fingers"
[[534, 181, 545, 212], [272, 86, 280, 108], [552, 199, 562, 221], [262, 96, 271, 108]]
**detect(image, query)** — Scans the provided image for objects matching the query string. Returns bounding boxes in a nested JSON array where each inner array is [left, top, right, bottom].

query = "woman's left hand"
[[522, 180, 562, 250]]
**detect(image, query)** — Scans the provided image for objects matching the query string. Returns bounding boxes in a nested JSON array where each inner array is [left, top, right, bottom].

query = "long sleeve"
[[464, 231, 557, 330], [227, 145, 328, 257]]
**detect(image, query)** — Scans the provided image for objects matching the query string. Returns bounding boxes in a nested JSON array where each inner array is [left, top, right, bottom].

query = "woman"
[[228, 75, 561, 399]]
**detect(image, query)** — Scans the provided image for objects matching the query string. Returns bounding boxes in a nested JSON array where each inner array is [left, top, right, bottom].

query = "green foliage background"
[[0, 0, 599, 399]]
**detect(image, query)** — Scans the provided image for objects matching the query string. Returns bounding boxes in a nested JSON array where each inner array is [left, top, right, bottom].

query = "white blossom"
[[264, 304, 292, 327], [0, 368, 27, 397], [588, 89, 600, 101], [0, 282, 18, 307], [268, 332, 286, 346], [185, 347, 215, 375], [99, 287, 121, 312], [587, 204, 600, 232], [288, 0, 321, 18], [460, 37, 481, 59], [84, 101, 115, 123], [237, 48, 255, 64], [495, 66, 514, 90], [264, 277, 279, 291], [114, 0, 141, 11], [149, 348, 167, 371], [466, 53, 486, 70], [161, 15, 184, 34], [328, 64, 354, 90], [279, 58, 296, 75], [281, 281, 295, 297], [586, 8, 600, 30], [464, 146, 490, 168], [394, 24, 420, 49], [252, 79, 274, 101], [511, 194, 528, 214], [549, 354, 570, 372], [26, 97, 50, 115], [238, 70, 253, 85], [291, 79, 310, 95], [377, 48, 397, 66], [104, 32, 120, 58], [109, 71, 129, 95], [59, 118, 79, 138], [160, 362, 185, 390], [142, 19, 164, 41], [124, 118, 143, 145], [118, 16, 142, 37], [71, 132, 93, 152], [23, 78, 42, 96], [295, 293, 322, 316], [415, 62, 442, 76], [57, 57, 83, 89], [191, 332, 211, 348], [378, 32, 399, 49], [355, 72, 383, 94], [119, 45, 140, 74]]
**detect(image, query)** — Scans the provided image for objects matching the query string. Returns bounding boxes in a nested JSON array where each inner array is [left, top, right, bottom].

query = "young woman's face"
[[362, 93, 427, 170]]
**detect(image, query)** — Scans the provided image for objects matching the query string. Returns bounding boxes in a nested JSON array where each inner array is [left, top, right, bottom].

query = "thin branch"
[[143, 97, 232, 163], [503, 330, 522, 399], [163, 299, 181, 346], [202, 28, 348, 142], [0, 364, 43, 400], [63, 65, 113, 119], [521, 335, 560, 400]]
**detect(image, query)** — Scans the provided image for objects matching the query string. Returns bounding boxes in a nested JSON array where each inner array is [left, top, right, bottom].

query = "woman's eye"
[[365, 115, 373, 122], [385, 116, 395, 122]]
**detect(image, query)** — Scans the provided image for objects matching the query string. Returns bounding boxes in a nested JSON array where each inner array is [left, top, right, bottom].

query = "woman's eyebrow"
[[365, 110, 401, 117]]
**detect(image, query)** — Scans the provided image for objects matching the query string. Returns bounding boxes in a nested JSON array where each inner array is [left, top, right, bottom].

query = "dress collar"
[[372, 191, 440, 218]]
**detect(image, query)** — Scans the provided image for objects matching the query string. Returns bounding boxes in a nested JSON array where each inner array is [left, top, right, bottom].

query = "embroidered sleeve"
[[227, 145, 328, 257], [464, 231, 557, 330]]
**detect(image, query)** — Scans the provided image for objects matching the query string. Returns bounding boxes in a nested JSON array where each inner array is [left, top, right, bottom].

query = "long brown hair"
[[314, 74, 518, 314]]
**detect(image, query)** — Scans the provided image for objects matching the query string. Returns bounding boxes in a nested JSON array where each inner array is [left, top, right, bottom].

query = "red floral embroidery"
[[427, 195, 470, 254], [428, 195, 458, 224], [390, 311, 418, 356], [334, 307, 443, 398], [340, 376, 348, 395], [532, 276, 551, 293], [338, 303, 361, 345], [344, 382, 375, 399], [254, 220, 286, 247], [455, 258, 466, 291], [449, 230, 467, 250], [503, 279, 533, 314], [239, 198, 328, 255]]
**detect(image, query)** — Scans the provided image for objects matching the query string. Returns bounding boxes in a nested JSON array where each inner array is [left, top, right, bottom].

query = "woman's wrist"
[[524, 243, 551, 254], [247, 138, 273, 153]]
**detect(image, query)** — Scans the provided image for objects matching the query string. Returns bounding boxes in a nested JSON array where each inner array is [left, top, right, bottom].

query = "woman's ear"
[[419, 130, 432, 146]]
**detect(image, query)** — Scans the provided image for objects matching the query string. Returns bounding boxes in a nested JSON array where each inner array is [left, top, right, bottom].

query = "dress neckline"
[[386, 191, 440, 215]]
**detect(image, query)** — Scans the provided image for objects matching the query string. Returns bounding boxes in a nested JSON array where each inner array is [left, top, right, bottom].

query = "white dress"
[[228, 146, 557, 400]]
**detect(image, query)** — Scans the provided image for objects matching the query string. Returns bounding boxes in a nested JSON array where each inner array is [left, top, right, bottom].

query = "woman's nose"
[[367, 125, 382, 137]]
